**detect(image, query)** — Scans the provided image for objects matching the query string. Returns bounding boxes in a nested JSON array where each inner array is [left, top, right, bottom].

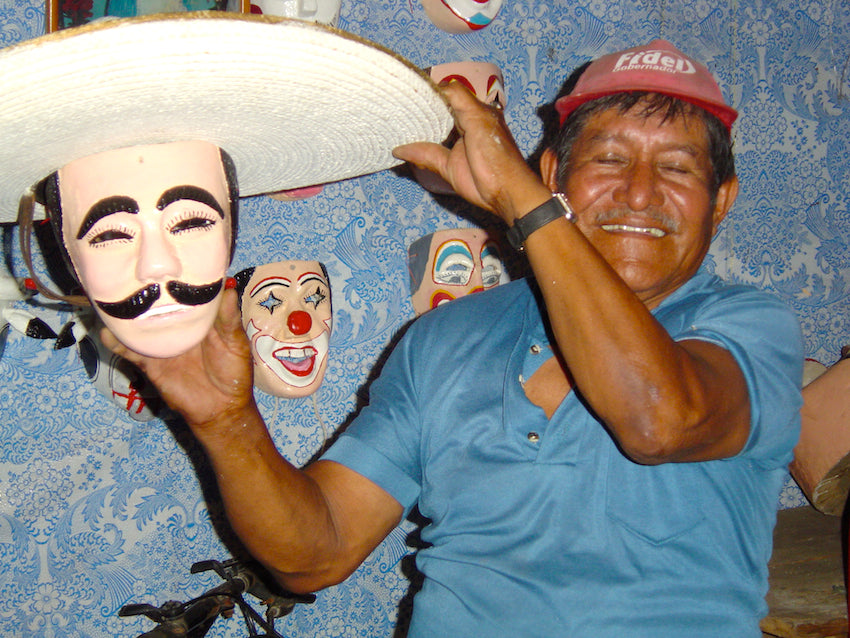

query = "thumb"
[[393, 140, 451, 177]]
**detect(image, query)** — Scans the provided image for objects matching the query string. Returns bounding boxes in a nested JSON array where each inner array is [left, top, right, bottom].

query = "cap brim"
[[556, 88, 737, 130], [0, 12, 454, 223]]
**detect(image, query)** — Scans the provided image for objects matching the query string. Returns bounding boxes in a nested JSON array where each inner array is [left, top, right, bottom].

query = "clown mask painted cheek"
[[236, 260, 332, 398], [408, 228, 509, 316], [58, 140, 233, 359]]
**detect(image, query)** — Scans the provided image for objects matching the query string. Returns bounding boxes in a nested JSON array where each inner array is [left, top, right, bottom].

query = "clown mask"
[[236, 260, 332, 397], [408, 228, 508, 316]]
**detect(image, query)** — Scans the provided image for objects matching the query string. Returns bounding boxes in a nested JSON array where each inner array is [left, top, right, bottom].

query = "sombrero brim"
[[0, 12, 454, 223]]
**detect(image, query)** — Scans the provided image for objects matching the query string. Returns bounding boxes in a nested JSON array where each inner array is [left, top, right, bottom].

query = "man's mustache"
[[594, 208, 679, 232], [95, 279, 224, 320]]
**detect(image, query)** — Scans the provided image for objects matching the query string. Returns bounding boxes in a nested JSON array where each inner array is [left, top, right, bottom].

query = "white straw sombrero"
[[0, 11, 454, 223]]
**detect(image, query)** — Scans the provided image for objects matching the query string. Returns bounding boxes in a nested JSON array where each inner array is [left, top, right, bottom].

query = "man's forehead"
[[580, 106, 710, 150]]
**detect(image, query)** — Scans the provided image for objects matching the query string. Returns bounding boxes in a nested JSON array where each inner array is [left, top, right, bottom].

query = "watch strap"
[[506, 192, 574, 251]]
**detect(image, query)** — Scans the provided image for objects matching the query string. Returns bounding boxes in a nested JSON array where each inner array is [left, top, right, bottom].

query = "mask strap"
[[17, 188, 89, 306]]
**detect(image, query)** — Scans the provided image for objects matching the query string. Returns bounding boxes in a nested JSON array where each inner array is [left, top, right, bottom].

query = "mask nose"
[[135, 227, 181, 283], [287, 309, 312, 335]]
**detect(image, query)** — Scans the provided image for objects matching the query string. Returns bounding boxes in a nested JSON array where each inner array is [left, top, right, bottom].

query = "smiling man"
[[114, 40, 803, 637]]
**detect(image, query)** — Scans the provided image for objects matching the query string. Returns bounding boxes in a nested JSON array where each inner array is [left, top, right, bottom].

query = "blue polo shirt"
[[322, 270, 802, 637]]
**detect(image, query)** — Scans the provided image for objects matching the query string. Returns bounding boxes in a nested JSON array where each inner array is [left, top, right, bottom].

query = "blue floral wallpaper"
[[1, 0, 848, 635]]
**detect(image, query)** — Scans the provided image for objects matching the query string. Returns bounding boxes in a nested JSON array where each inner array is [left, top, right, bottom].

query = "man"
[[109, 40, 802, 636]]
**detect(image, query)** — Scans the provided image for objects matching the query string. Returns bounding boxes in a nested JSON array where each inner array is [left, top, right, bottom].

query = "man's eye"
[[89, 229, 133, 245], [596, 156, 625, 165], [171, 216, 216, 233], [659, 163, 689, 174]]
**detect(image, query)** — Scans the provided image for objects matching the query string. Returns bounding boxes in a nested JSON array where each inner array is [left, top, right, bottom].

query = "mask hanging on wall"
[[408, 227, 508, 316], [235, 260, 332, 398], [420, 0, 503, 33], [412, 60, 505, 195], [248, 0, 341, 26]]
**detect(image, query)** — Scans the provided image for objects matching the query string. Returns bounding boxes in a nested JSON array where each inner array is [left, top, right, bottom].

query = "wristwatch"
[[505, 192, 575, 251]]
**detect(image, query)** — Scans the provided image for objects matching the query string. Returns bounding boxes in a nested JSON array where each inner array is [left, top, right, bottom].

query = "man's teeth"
[[601, 223, 666, 238]]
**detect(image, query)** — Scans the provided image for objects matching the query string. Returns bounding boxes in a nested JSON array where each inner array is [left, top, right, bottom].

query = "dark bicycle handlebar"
[[119, 558, 316, 638]]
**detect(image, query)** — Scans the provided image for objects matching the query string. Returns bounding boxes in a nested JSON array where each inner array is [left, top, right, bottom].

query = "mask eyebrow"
[[157, 185, 225, 218], [76, 195, 139, 240], [250, 277, 292, 297], [297, 272, 326, 286]]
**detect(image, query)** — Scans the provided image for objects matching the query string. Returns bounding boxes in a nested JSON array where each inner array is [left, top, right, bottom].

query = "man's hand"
[[393, 80, 551, 224], [101, 288, 256, 430]]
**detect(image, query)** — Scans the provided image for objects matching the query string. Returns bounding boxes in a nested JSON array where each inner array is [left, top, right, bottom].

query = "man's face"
[[240, 260, 332, 398], [59, 140, 232, 358], [409, 228, 508, 316], [547, 105, 737, 309]]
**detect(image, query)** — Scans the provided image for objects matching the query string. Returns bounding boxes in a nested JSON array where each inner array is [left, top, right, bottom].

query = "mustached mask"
[[42, 140, 237, 359]]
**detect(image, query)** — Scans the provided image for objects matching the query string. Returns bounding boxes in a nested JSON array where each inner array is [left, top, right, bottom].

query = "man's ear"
[[539, 148, 561, 192], [712, 174, 739, 232]]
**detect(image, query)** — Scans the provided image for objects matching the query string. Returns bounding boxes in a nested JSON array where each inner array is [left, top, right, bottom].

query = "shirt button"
[[530, 344, 541, 354], [527, 431, 540, 443]]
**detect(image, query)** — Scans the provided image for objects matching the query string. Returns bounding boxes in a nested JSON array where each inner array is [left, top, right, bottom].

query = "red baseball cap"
[[554, 39, 737, 130]]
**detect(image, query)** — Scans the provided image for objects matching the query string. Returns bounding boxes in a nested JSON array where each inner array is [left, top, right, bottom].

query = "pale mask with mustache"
[[56, 140, 233, 358]]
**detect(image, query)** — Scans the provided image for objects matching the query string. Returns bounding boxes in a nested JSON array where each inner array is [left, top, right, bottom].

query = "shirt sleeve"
[[671, 286, 803, 467], [321, 320, 427, 515]]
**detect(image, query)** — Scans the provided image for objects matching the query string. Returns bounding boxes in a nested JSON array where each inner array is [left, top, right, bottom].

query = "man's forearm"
[[188, 403, 345, 592]]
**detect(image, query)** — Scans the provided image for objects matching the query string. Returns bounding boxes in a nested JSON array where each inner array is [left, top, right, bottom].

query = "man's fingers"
[[215, 288, 251, 349], [393, 140, 451, 176]]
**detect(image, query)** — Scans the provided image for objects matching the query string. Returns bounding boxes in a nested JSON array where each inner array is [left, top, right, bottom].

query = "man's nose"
[[287, 309, 312, 335], [135, 227, 181, 282], [613, 161, 663, 211]]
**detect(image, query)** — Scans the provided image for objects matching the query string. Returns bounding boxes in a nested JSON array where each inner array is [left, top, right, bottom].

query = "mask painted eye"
[[258, 291, 283, 314], [88, 227, 134, 246], [433, 239, 474, 286], [480, 262, 502, 288], [480, 241, 504, 288], [170, 212, 218, 234], [304, 287, 327, 309]]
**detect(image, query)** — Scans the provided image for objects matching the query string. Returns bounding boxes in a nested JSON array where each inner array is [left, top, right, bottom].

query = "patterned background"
[[1, 0, 849, 635]]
